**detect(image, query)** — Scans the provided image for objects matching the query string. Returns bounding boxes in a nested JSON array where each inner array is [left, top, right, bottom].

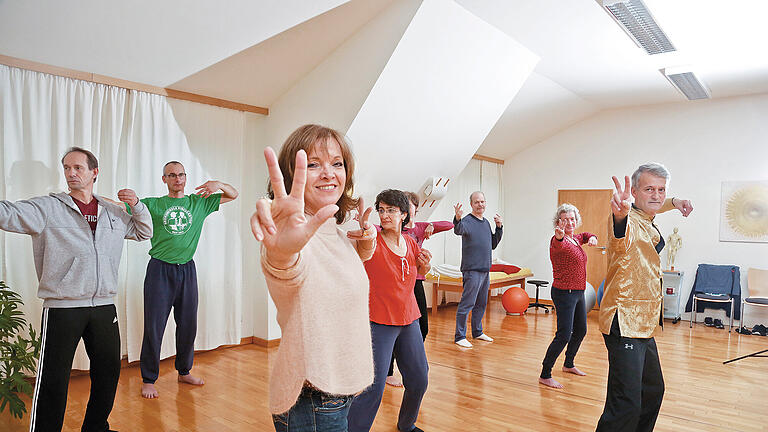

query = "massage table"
[[425, 264, 534, 317]]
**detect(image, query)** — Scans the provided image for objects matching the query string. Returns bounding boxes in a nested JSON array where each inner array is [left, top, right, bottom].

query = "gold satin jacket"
[[599, 199, 675, 338]]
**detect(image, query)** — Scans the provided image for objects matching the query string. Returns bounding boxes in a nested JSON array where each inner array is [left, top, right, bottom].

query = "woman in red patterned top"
[[539, 203, 598, 389], [348, 189, 432, 432]]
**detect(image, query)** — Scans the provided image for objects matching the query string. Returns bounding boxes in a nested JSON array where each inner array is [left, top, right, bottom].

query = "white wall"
[[252, 0, 423, 340], [502, 93, 768, 325], [348, 0, 537, 212]]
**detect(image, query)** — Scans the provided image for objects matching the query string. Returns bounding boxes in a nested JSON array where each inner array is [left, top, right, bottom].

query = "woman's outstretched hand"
[[250, 147, 338, 268]]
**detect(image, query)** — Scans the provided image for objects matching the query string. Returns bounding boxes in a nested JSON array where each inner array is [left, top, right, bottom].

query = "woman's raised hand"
[[554, 219, 565, 240], [347, 198, 375, 240], [250, 147, 338, 267]]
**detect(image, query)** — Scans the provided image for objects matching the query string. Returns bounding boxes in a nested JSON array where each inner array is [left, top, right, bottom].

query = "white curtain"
[[0, 65, 244, 369], [421, 158, 505, 304]]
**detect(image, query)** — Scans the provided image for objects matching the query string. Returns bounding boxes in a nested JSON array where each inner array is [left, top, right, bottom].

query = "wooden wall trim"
[[472, 154, 505, 165], [253, 337, 281, 348], [0, 54, 269, 115]]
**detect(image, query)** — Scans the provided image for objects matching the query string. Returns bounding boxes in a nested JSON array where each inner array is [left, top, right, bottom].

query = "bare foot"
[[562, 366, 587, 376], [141, 382, 159, 399], [178, 374, 205, 386], [385, 376, 403, 387], [538, 377, 564, 389]]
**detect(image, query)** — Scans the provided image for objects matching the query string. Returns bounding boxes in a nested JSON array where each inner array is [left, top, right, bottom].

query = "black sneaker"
[[751, 324, 766, 335], [704, 316, 714, 327], [737, 326, 752, 335], [756, 324, 768, 336], [713, 319, 724, 329]]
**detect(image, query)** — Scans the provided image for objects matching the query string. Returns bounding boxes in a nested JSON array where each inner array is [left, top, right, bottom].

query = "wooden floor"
[[3, 300, 768, 431]]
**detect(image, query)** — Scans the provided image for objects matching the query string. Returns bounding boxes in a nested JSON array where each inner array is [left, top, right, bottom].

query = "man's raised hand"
[[611, 176, 632, 219], [454, 203, 463, 220]]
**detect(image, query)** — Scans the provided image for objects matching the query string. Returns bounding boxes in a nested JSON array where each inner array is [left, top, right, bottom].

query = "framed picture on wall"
[[720, 181, 768, 243]]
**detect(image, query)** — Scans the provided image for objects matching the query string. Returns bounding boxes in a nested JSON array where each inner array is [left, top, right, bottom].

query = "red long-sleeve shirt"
[[549, 232, 595, 291]]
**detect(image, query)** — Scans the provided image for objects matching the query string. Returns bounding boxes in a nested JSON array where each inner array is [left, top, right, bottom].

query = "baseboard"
[[253, 336, 281, 348]]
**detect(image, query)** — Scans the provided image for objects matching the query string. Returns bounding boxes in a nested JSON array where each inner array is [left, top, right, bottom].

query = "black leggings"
[[540, 288, 587, 379], [388, 280, 428, 376]]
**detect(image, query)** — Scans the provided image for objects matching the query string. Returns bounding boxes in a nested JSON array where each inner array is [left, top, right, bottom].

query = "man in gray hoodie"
[[0, 147, 152, 432]]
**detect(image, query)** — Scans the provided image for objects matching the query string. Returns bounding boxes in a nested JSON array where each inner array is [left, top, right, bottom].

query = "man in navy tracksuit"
[[452, 191, 503, 348], [0, 147, 152, 432]]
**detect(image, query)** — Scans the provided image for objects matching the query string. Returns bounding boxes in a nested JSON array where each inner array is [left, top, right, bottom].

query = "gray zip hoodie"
[[0, 192, 153, 307]]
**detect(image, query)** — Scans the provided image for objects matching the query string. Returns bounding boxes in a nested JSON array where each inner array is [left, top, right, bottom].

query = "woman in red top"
[[385, 192, 453, 387], [348, 189, 431, 432], [539, 203, 598, 389]]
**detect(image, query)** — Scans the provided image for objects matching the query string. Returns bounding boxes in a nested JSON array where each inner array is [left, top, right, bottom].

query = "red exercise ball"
[[502, 287, 529, 315]]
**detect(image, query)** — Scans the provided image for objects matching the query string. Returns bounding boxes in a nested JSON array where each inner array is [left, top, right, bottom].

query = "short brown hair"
[[405, 191, 420, 208], [163, 161, 184, 174], [61, 147, 98, 170], [375, 189, 410, 229], [269, 125, 357, 224]]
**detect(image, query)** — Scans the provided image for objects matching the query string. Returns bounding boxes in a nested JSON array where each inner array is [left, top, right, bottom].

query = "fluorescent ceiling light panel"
[[661, 67, 711, 100], [602, 0, 675, 55]]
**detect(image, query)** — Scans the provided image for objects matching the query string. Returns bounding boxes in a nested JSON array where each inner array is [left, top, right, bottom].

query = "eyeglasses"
[[164, 173, 186, 179], [377, 208, 402, 216]]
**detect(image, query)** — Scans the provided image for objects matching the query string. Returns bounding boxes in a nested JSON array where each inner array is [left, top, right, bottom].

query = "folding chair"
[[688, 264, 740, 332], [741, 268, 768, 332]]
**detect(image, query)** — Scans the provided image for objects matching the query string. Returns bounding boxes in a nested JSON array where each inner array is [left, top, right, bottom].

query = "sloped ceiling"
[[0, 0, 351, 86], [168, 0, 396, 106], [2, 0, 768, 160]]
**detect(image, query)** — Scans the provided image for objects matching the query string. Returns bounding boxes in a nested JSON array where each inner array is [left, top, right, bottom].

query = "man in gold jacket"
[[596, 163, 693, 432]]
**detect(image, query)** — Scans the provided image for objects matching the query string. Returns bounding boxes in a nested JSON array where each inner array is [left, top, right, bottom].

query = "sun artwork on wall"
[[720, 181, 768, 242]]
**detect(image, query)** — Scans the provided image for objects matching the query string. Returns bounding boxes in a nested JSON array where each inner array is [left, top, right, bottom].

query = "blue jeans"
[[454, 270, 490, 341], [348, 321, 428, 432], [272, 386, 354, 432]]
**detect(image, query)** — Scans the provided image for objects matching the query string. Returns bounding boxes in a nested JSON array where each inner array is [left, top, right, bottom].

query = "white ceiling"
[[0, 0, 350, 86], [458, 0, 768, 158], [168, 1, 396, 106], [2, 0, 768, 159]]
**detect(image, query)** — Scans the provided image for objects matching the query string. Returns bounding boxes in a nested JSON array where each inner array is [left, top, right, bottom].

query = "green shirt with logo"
[[140, 194, 222, 264]]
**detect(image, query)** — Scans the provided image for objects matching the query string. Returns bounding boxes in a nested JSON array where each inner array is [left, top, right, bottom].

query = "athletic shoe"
[[475, 334, 494, 342], [753, 324, 768, 336], [455, 338, 473, 348], [704, 317, 714, 327], [737, 326, 752, 335], [713, 319, 724, 329]]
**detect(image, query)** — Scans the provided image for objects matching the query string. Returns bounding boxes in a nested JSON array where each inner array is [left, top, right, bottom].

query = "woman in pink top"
[[348, 189, 432, 432], [251, 125, 377, 432]]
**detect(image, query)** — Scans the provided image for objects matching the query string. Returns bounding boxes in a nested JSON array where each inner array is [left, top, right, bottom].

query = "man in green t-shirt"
[[139, 160, 238, 399]]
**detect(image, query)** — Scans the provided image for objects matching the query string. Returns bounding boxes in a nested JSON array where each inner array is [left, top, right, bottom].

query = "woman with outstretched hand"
[[348, 189, 431, 432], [539, 203, 597, 389], [251, 124, 376, 432], [385, 191, 453, 388]]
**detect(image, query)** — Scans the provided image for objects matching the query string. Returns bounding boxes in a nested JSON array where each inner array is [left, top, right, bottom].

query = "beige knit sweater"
[[261, 218, 375, 414]]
